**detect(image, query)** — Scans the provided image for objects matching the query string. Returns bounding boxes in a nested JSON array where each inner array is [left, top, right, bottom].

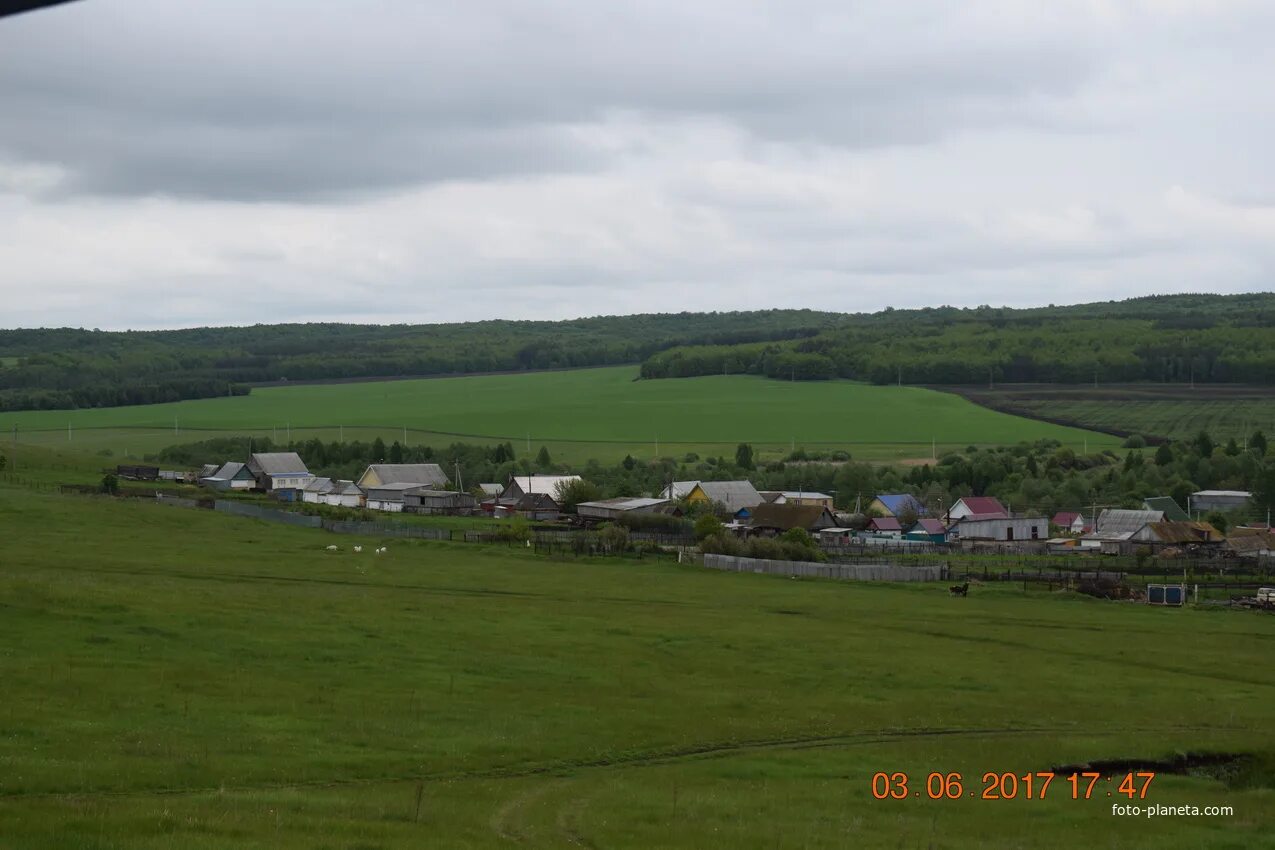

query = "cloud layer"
[[1, 0, 1272, 329]]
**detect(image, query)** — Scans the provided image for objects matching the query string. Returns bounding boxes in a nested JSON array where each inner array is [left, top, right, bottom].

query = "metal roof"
[[1089, 508, 1163, 539], [1142, 497, 1189, 522], [364, 464, 448, 487], [304, 476, 334, 493], [693, 481, 764, 512], [509, 474, 581, 495], [577, 497, 670, 511], [1192, 490, 1252, 498], [249, 452, 310, 475], [873, 493, 927, 516]]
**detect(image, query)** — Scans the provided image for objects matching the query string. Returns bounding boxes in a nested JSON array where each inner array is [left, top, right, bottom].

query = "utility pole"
[[174, 416, 178, 436], [339, 424, 344, 442], [67, 421, 71, 442], [897, 364, 902, 387], [403, 425, 407, 444]]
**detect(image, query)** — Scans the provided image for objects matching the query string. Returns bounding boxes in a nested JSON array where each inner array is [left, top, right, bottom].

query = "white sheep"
[[353, 545, 363, 553], [376, 546, 387, 555], [325, 545, 338, 551]]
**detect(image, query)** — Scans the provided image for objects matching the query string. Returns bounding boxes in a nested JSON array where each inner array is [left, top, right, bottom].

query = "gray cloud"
[[0, 0, 1273, 328]]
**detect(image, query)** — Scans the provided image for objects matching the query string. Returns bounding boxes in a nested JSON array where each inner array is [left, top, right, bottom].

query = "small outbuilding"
[[575, 497, 673, 523], [403, 489, 479, 515]]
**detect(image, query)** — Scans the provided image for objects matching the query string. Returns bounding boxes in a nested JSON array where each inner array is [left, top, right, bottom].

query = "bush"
[[101, 473, 120, 494], [500, 517, 531, 543], [1122, 434, 1147, 449], [597, 523, 630, 554], [694, 514, 725, 540]]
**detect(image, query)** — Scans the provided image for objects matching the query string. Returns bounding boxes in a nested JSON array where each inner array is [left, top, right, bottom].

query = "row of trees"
[[0, 311, 838, 412], [639, 295, 1275, 385]]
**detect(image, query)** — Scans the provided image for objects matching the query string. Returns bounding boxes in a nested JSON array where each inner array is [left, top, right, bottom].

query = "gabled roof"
[[1052, 511, 1082, 527], [777, 491, 833, 500], [249, 452, 310, 476], [1142, 497, 1189, 522], [364, 463, 448, 487], [332, 480, 362, 497], [1139, 521, 1222, 544], [1090, 508, 1163, 539], [1226, 531, 1275, 553], [873, 493, 927, 516], [664, 481, 701, 499], [516, 492, 559, 510], [213, 461, 248, 480], [577, 497, 670, 511], [478, 483, 503, 496], [870, 516, 902, 531], [693, 480, 764, 513], [954, 496, 1008, 517], [304, 476, 334, 493], [509, 474, 581, 496], [749, 503, 834, 531], [1192, 490, 1252, 498], [961, 512, 1014, 523], [912, 518, 947, 534], [198, 463, 220, 478]]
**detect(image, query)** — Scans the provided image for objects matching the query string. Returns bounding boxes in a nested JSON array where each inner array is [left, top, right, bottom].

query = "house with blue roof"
[[867, 493, 929, 518]]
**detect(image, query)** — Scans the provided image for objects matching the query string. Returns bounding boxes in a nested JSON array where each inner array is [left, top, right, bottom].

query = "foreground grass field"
[[0, 366, 1117, 464], [1, 486, 1273, 848]]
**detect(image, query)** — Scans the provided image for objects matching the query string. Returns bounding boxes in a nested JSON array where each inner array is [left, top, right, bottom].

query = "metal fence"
[[322, 520, 450, 540], [214, 499, 322, 528], [703, 553, 945, 582]]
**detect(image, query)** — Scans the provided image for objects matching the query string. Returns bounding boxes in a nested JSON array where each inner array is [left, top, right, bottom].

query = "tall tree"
[[371, 437, 387, 462], [535, 445, 552, 468], [1154, 443, 1175, 466], [735, 442, 754, 470], [389, 441, 404, 463], [1251, 430, 1268, 457], [1193, 430, 1214, 458]]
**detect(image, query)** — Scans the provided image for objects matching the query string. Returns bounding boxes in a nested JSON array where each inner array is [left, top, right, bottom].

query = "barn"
[[403, 489, 479, 515]]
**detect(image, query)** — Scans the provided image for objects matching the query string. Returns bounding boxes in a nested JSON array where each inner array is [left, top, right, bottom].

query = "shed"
[[868, 516, 903, 537], [953, 516, 1047, 542], [247, 452, 314, 493], [363, 482, 426, 512], [575, 497, 672, 523], [1131, 521, 1222, 547], [202, 461, 256, 491], [404, 489, 478, 515], [1189, 490, 1252, 512]]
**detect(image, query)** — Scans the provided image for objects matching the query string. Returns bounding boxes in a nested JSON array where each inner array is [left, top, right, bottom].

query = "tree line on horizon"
[[5, 294, 1275, 413]]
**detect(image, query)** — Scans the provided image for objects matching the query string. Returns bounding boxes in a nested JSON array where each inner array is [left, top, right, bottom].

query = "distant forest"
[[639, 293, 1275, 385], [4, 294, 1275, 413], [0, 311, 837, 411]]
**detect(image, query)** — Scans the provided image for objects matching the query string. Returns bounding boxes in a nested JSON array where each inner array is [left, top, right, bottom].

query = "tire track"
[[0, 723, 1237, 805]]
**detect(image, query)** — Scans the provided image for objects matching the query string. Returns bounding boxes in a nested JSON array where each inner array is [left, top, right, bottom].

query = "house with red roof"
[[1051, 511, 1088, 534], [867, 516, 903, 537], [905, 517, 949, 543], [946, 496, 1008, 522]]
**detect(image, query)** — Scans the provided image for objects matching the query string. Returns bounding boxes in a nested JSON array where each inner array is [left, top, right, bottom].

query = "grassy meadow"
[[0, 366, 1118, 465], [1018, 398, 1275, 444], [1, 484, 1273, 847]]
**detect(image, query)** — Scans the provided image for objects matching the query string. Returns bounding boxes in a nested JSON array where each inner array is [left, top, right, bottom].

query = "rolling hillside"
[[0, 366, 1118, 464]]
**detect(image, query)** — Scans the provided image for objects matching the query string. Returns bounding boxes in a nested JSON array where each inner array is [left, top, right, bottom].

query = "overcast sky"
[[1, 0, 1272, 330]]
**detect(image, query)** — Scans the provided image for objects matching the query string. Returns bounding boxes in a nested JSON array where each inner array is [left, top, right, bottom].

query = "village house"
[[357, 463, 449, 490], [1051, 511, 1088, 534], [945, 496, 1008, 522], [662, 480, 764, 520], [403, 489, 478, 516], [246, 452, 314, 495], [905, 517, 949, 544], [867, 493, 928, 519], [502, 474, 582, 503], [495, 492, 561, 521], [1142, 496, 1190, 522], [201, 461, 256, 491], [760, 490, 835, 509], [867, 516, 903, 537], [747, 503, 836, 536]]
